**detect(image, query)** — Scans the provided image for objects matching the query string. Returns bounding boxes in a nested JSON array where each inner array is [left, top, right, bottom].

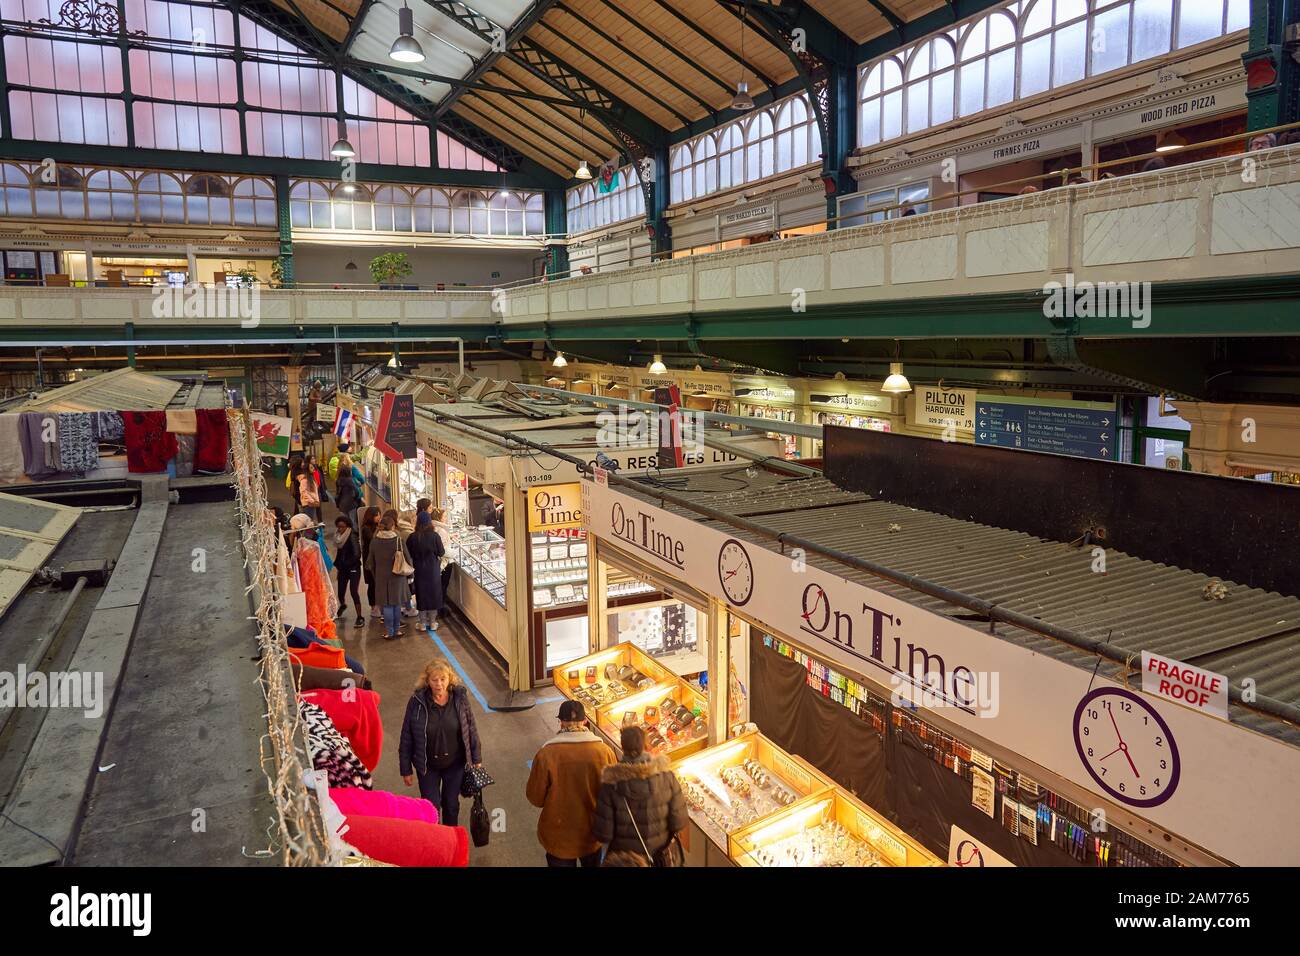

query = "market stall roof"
[[0, 491, 80, 624], [620, 467, 1300, 748], [10, 368, 183, 413]]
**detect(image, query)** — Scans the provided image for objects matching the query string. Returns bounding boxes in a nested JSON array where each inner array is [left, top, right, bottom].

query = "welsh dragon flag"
[[597, 160, 619, 194]]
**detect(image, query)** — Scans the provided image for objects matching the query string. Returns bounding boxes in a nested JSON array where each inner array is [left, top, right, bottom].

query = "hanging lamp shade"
[[330, 119, 356, 158], [389, 6, 426, 63], [881, 362, 912, 394], [731, 80, 754, 111], [648, 354, 667, 375], [575, 159, 593, 180], [552, 351, 568, 368], [1155, 129, 1187, 153]]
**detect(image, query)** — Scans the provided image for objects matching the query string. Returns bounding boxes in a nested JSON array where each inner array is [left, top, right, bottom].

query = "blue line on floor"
[[422, 627, 491, 712], [533, 695, 563, 704]]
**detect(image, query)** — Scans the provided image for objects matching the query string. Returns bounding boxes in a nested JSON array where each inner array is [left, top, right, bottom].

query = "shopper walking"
[[365, 511, 413, 640], [399, 659, 482, 828], [593, 726, 688, 867], [333, 515, 364, 628], [295, 457, 322, 524], [526, 700, 616, 867], [359, 506, 382, 623], [334, 456, 361, 532], [406, 511, 446, 631]]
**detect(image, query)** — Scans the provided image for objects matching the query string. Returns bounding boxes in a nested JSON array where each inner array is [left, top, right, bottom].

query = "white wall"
[[291, 244, 541, 287]]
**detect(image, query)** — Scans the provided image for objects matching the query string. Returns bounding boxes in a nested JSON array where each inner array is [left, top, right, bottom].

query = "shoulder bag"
[[620, 796, 684, 868], [392, 542, 415, 577]]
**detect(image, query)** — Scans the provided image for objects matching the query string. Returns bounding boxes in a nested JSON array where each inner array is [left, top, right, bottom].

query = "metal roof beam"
[[431, 0, 561, 118]]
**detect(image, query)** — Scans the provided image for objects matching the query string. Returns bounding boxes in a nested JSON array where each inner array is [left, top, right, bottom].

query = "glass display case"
[[449, 526, 506, 606], [729, 789, 942, 868], [595, 680, 708, 760], [530, 531, 588, 609], [554, 642, 678, 709], [398, 454, 434, 512], [671, 732, 835, 850]]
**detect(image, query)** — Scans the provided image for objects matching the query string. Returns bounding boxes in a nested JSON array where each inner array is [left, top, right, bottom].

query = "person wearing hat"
[[525, 699, 617, 867]]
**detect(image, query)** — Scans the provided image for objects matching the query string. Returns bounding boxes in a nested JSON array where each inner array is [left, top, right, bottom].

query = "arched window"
[[859, 0, 1246, 147], [85, 169, 135, 221], [0, 163, 33, 218], [718, 124, 744, 190], [564, 165, 643, 234], [745, 111, 775, 182], [138, 172, 186, 223], [373, 186, 412, 232], [290, 180, 332, 229], [526, 193, 545, 236], [671, 144, 693, 202], [35, 165, 86, 219], [232, 177, 276, 227]]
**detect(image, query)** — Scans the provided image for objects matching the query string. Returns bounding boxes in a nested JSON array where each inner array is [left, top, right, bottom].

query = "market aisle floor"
[[269, 471, 559, 866]]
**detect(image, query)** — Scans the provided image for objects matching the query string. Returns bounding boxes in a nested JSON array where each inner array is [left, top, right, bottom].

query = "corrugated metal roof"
[[15, 369, 182, 413], [627, 468, 1300, 747]]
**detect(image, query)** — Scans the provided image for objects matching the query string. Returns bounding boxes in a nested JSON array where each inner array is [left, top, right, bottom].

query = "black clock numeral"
[[1140, 785, 1147, 796], [1082, 726, 1089, 736], [1087, 747, 1094, 757], [1120, 701, 1131, 713], [1118, 783, 1126, 793], [1155, 736, 1163, 747], [1160, 759, 1167, 770]]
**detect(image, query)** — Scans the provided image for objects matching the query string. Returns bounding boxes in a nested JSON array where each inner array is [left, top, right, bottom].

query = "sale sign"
[[1141, 651, 1229, 720]]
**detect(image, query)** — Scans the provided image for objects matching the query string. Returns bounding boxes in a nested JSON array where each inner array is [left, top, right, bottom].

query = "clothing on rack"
[[301, 700, 373, 790], [93, 410, 124, 443], [165, 408, 197, 434], [19, 412, 57, 479], [122, 411, 177, 473], [301, 688, 384, 772], [328, 787, 437, 825], [294, 533, 339, 643], [193, 408, 229, 473], [288, 642, 348, 670], [55, 412, 99, 475], [173, 434, 196, 478]]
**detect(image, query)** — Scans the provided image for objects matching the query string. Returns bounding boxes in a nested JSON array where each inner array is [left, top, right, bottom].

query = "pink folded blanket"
[[329, 786, 437, 824]]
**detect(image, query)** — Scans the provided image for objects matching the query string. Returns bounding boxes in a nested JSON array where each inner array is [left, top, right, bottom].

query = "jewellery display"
[[530, 532, 588, 608], [449, 527, 506, 607], [747, 821, 883, 868]]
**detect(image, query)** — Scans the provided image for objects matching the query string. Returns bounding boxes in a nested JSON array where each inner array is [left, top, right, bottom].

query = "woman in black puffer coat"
[[593, 726, 688, 864]]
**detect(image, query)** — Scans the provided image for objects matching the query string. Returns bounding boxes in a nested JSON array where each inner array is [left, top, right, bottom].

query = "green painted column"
[[543, 188, 568, 278], [275, 174, 295, 287], [649, 144, 671, 257], [1244, 0, 1300, 130]]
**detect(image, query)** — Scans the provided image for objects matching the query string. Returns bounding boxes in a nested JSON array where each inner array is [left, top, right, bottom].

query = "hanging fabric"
[[301, 700, 373, 790], [93, 411, 124, 443], [122, 411, 178, 473], [294, 531, 339, 643], [19, 412, 58, 479], [56, 412, 99, 475], [0, 414, 24, 483], [300, 688, 384, 772], [165, 409, 197, 434], [193, 409, 230, 473]]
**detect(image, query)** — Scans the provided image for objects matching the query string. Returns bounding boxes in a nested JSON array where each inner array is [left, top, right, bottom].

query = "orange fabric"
[[301, 688, 384, 772], [289, 643, 347, 670], [296, 541, 338, 643]]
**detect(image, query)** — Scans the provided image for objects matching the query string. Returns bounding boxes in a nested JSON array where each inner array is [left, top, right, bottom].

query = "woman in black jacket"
[[405, 511, 445, 631], [335, 461, 361, 532], [333, 515, 363, 628], [593, 726, 688, 865], [398, 658, 482, 827], [358, 506, 382, 623]]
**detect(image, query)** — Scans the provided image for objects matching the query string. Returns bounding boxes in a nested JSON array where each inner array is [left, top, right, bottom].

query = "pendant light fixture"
[[389, 4, 426, 63], [574, 108, 593, 179], [731, 9, 755, 111], [648, 354, 667, 375], [1155, 129, 1187, 153], [881, 362, 912, 394], [330, 117, 355, 158], [552, 351, 568, 368]]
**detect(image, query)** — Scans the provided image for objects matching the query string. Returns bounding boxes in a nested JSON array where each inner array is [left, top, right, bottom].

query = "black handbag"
[[469, 792, 490, 847], [461, 764, 494, 797]]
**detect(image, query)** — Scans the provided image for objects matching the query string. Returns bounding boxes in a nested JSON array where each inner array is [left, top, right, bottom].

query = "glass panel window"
[[1177, 0, 1224, 48], [1132, 0, 1174, 61]]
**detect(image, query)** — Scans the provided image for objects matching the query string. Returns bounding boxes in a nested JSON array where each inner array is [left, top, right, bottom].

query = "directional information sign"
[[974, 395, 1117, 461]]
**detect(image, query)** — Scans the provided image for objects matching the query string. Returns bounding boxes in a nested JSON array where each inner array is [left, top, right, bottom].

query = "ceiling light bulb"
[[575, 160, 593, 180], [731, 80, 754, 111], [341, 182, 357, 194], [648, 354, 667, 375], [389, 6, 426, 63], [1156, 129, 1187, 153], [881, 362, 912, 394], [387, 354, 400, 368], [552, 351, 568, 368]]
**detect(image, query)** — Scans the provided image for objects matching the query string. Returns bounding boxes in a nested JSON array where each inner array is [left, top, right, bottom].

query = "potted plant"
[[370, 252, 414, 289], [269, 258, 284, 289], [233, 265, 259, 288]]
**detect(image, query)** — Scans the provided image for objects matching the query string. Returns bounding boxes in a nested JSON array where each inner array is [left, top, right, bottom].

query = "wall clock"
[[1073, 687, 1180, 808], [717, 538, 754, 606]]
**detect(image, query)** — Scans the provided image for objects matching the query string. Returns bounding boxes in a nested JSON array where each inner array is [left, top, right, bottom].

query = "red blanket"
[[342, 815, 468, 867], [193, 408, 229, 473], [301, 688, 383, 772], [122, 411, 177, 473]]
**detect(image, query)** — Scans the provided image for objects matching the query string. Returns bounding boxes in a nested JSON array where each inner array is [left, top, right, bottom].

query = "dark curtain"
[[750, 632, 1085, 866]]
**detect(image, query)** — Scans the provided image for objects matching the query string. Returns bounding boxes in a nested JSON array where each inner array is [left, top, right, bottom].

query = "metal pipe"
[[423, 404, 1300, 731]]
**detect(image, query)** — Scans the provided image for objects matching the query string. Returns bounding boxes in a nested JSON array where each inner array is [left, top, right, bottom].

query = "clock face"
[[717, 539, 755, 606], [1073, 688, 1180, 808]]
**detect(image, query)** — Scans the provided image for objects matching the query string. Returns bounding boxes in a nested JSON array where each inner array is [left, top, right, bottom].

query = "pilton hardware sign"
[[583, 478, 1300, 865]]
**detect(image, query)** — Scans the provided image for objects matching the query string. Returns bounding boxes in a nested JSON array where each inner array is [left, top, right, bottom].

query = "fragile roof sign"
[[1141, 651, 1229, 721]]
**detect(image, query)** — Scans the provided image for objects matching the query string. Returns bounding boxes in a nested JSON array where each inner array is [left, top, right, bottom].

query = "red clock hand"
[[1107, 707, 1125, 746], [1120, 742, 1140, 779], [1097, 746, 1122, 761], [724, 569, 738, 580]]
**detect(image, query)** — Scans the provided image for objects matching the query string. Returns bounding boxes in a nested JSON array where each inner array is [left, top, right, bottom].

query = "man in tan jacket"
[[526, 700, 616, 866]]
